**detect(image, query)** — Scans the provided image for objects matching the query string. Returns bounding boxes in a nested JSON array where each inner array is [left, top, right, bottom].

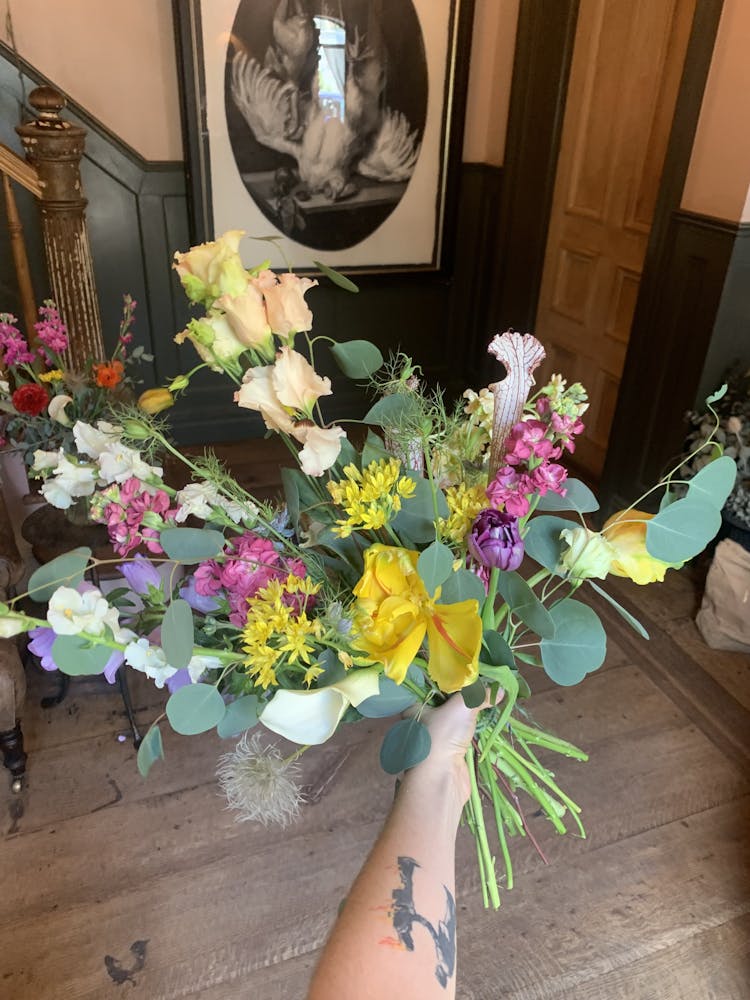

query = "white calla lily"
[[48, 394, 74, 426], [260, 668, 380, 745]]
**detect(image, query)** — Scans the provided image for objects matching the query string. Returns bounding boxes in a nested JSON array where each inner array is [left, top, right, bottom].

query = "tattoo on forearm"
[[389, 856, 456, 988]]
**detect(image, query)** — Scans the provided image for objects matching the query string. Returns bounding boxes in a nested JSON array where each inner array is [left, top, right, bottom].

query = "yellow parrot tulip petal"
[[424, 599, 482, 693], [603, 510, 676, 585]]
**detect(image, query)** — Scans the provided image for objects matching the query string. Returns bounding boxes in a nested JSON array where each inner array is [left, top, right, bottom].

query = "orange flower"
[[93, 360, 124, 389]]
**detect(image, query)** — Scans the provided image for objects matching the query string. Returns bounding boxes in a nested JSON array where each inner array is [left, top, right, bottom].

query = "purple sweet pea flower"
[[467, 509, 524, 571], [118, 554, 163, 596], [166, 669, 192, 694], [180, 576, 221, 613], [27, 626, 123, 683]]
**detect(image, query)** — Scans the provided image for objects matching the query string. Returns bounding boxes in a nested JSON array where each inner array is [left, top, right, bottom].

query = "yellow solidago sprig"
[[439, 482, 488, 546], [241, 574, 325, 689], [326, 458, 416, 538]]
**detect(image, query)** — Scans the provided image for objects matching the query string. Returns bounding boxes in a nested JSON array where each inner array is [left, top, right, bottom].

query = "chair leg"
[[0, 721, 27, 793]]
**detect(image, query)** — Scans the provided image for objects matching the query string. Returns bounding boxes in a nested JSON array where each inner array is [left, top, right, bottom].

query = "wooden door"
[[534, 0, 695, 478]]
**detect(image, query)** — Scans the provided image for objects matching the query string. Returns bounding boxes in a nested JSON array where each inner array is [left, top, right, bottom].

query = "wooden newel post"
[[16, 86, 104, 365]]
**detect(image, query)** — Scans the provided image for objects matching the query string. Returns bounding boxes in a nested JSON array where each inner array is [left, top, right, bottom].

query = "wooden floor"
[[2, 493, 749, 996]]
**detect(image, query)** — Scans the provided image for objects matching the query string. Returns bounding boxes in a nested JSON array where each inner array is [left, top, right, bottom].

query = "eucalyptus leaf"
[[161, 599, 194, 670], [316, 647, 348, 686], [461, 678, 486, 708], [361, 429, 394, 467], [587, 580, 649, 639], [335, 436, 361, 471], [281, 466, 301, 528], [312, 259, 359, 292], [523, 516, 572, 572], [51, 634, 114, 676], [217, 695, 259, 738], [417, 541, 454, 594], [166, 682, 226, 735], [705, 383, 727, 406], [496, 572, 555, 639], [439, 569, 487, 606], [380, 718, 431, 774], [481, 629, 515, 668], [364, 393, 421, 428], [28, 547, 91, 602], [137, 723, 164, 778], [160, 527, 225, 563], [687, 455, 737, 509], [392, 475, 448, 544], [540, 599, 606, 686], [645, 498, 721, 563], [536, 479, 599, 514], [659, 487, 676, 511], [331, 339, 384, 378], [358, 675, 418, 718]]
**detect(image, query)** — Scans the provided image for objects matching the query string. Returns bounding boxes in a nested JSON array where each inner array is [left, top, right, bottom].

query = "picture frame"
[[172, 0, 474, 274]]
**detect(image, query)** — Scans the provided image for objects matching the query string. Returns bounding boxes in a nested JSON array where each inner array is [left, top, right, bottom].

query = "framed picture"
[[173, 0, 474, 273]]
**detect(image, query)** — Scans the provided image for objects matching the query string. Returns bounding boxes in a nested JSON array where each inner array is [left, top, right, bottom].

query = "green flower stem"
[[496, 739, 585, 837], [494, 603, 510, 630], [479, 755, 514, 889], [509, 719, 588, 760], [422, 444, 441, 527], [481, 567, 499, 629], [526, 569, 550, 590], [466, 746, 500, 909], [465, 807, 490, 909], [490, 746, 567, 834], [478, 677, 518, 763]]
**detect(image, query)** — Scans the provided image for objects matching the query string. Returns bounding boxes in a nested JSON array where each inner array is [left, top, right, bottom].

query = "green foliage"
[[51, 634, 113, 676], [540, 599, 606, 686], [161, 599, 194, 670], [361, 429, 394, 467], [537, 479, 599, 514], [496, 572, 555, 639], [166, 682, 226, 735], [27, 547, 91, 602], [645, 498, 721, 562], [392, 475, 448, 544], [417, 541, 454, 594], [705, 384, 728, 406], [686, 455, 737, 509], [358, 675, 418, 718], [330, 340, 384, 378], [312, 259, 359, 292], [137, 724, 165, 778], [363, 393, 421, 428], [438, 569, 487, 606], [523, 516, 571, 572], [587, 581, 649, 639], [159, 527, 225, 563], [217, 695, 259, 738], [481, 629, 515, 668], [461, 678, 486, 708], [380, 718, 431, 774]]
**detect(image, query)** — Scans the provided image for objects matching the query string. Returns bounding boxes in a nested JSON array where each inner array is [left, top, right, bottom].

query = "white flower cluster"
[[174, 481, 254, 525]]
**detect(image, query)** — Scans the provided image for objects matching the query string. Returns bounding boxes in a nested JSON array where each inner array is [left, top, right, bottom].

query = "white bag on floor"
[[696, 539, 750, 652]]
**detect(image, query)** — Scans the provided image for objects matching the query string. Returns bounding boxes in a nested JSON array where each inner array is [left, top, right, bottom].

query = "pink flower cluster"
[[194, 530, 308, 626], [98, 478, 177, 556], [535, 396, 585, 451], [0, 314, 35, 367], [35, 302, 68, 360]]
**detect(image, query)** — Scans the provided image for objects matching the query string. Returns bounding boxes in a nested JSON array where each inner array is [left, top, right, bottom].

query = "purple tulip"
[[467, 509, 524, 571], [118, 554, 163, 596]]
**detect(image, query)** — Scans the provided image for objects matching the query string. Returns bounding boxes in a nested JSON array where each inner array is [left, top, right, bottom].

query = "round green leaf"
[[496, 571, 555, 639], [363, 393, 421, 428], [28, 547, 91, 602], [51, 634, 114, 676], [159, 527, 225, 563], [687, 456, 737, 509], [166, 682, 226, 735], [217, 695, 259, 738], [523, 516, 571, 572], [537, 479, 599, 514], [161, 598, 194, 671], [330, 340, 384, 378], [137, 723, 165, 777], [417, 541, 454, 595], [461, 679, 486, 708], [439, 569, 487, 606], [645, 498, 721, 563], [358, 675, 418, 718], [540, 599, 606, 686], [380, 718, 431, 775]]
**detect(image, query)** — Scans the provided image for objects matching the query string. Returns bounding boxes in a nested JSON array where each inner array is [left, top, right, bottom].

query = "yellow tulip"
[[602, 509, 677, 585], [352, 544, 482, 694], [138, 387, 175, 415]]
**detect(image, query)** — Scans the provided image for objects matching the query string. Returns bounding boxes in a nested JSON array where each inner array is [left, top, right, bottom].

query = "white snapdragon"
[[187, 654, 222, 683], [47, 586, 120, 637], [73, 420, 122, 459], [41, 455, 97, 509], [124, 638, 178, 689], [174, 482, 250, 524], [97, 442, 163, 485], [33, 448, 62, 473]]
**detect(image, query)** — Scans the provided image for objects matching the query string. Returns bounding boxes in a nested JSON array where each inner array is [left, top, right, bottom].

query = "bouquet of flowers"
[[0, 296, 151, 471], [1, 231, 733, 909]]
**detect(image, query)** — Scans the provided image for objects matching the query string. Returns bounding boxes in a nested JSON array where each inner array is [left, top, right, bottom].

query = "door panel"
[[534, 0, 695, 477]]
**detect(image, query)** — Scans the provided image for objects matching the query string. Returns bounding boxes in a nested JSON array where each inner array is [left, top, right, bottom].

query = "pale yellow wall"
[[681, 0, 750, 223], [462, 0, 519, 164], [4, 0, 517, 167], [3, 0, 183, 161]]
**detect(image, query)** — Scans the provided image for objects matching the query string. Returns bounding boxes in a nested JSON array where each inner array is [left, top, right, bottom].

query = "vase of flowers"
[[0, 231, 731, 910]]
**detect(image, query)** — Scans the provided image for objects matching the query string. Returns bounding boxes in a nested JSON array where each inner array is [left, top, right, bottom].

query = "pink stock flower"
[[0, 314, 35, 366], [34, 302, 68, 357], [99, 477, 177, 556], [504, 419, 561, 465]]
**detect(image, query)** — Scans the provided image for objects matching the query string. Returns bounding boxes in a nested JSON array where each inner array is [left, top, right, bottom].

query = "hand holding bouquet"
[[2, 232, 733, 909]]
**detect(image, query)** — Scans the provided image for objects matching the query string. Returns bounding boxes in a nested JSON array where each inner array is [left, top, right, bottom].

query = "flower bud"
[[0, 615, 27, 638], [168, 374, 191, 392], [467, 509, 524, 571], [138, 388, 175, 415], [140, 511, 165, 530], [559, 526, 614, 580]]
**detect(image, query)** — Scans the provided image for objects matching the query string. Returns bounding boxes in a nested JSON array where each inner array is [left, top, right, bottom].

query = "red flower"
[[11, 382, 49, 416]]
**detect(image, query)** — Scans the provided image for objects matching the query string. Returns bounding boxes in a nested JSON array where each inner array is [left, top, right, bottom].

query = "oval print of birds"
[[225, 0, 428, 251]]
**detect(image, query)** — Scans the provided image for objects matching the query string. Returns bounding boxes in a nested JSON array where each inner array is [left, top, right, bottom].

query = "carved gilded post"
[[16, 86, 104, 365]]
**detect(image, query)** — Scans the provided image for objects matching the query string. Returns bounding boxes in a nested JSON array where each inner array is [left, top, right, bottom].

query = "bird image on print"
[[225, 0, 428, 251]]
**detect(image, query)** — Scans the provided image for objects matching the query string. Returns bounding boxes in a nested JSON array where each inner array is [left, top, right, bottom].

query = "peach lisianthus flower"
[[256, 270, 317, 340], [173, 229, 248, 305], [215, 285, 274, 361], [235, 365, 295, 434], [292, 422, 346, 476], [272, 346, 332, 417], [175, 314, 245, 373]]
